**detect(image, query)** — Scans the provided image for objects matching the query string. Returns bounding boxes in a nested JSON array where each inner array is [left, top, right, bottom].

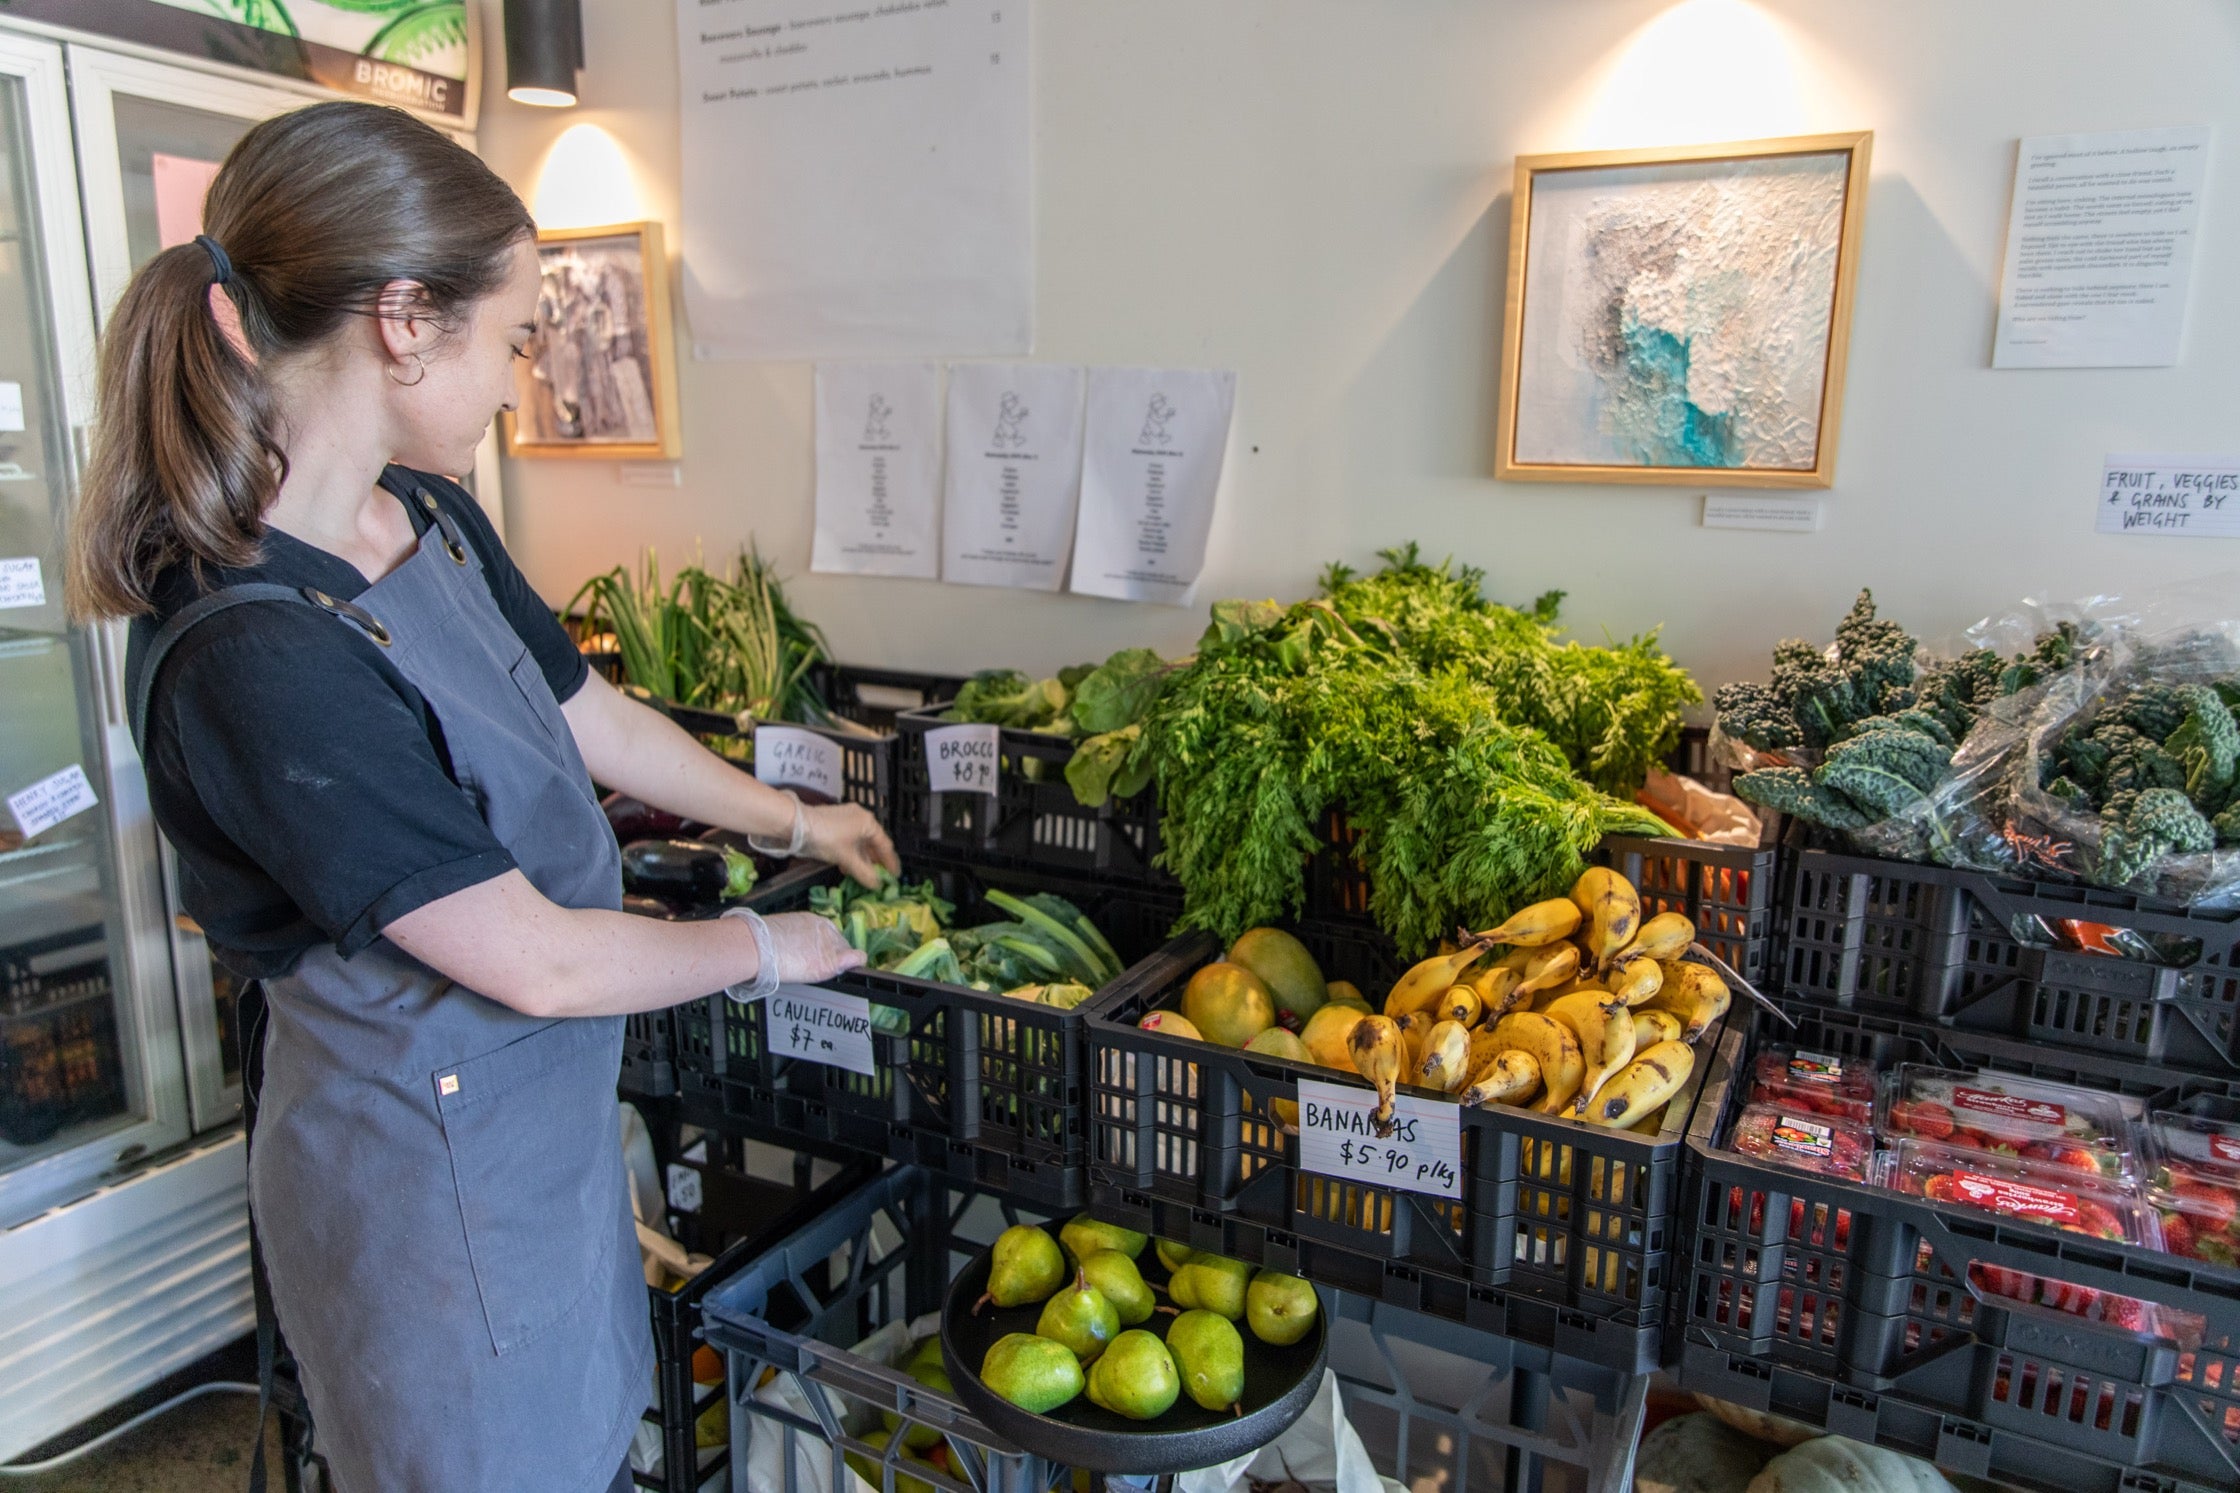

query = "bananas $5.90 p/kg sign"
[[1296, 1080, 1462, 1199]]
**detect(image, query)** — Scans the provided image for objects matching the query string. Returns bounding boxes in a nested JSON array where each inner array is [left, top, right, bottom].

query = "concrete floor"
[[6, 1388, 286, 1493]]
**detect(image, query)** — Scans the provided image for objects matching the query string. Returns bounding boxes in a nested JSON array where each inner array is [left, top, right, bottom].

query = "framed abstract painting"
[[1496, 132, 1871, 489], [506, 221, 682, 460]]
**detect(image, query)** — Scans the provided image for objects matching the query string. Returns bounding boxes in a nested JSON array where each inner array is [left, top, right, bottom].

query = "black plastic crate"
[[891, 708, 1168, 887], [1084, 926, 1737, 1372], [634, 1126, 880, 1493], [701, 1166, 1068, 1493], [1776, 838, 2240, 1074], [619, 857, 837, 1102], [1679, 1002, 2240, 1493], [675, 861, 1185, 1208], [811, 663, 970, 733]]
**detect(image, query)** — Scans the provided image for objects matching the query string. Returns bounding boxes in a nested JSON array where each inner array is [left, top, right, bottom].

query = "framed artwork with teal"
[[1497, 132, 1871, 489]]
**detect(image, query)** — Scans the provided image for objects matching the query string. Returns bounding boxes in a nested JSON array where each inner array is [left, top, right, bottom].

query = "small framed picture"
[[506, 221, 682, 460], [1496, 132, 1872, 489]]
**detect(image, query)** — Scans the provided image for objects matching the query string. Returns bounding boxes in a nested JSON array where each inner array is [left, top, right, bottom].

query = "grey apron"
[[133, 475, 648, 1492]]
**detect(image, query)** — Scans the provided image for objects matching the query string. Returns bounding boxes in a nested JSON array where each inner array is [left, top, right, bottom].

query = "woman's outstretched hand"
[[801, 802, 901, 887]]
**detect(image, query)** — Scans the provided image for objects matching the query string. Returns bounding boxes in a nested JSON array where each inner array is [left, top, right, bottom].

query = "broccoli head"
[[2099, 787, 2215, 887], [1713, 680, 1803, 752], [1734, 766, 1876, 832], [2115, 682, 2191, 743], [2164, 683, 2239, 813]]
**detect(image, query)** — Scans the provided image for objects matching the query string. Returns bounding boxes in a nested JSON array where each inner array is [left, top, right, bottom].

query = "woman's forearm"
[[560, 671, 798, 840], [387, 868, 766, 1017]]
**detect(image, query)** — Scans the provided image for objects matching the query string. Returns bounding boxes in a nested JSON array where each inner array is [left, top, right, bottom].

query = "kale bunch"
[[1733, 713, 1955, 834], [2036, 677, 2240, 886], [1714, 589, 1920, 753], [2099, 788, 2217, 887]]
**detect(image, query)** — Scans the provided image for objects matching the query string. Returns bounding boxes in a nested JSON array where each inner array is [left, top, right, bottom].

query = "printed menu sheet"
[[676, 0, 1032, 360], [812, 363, 942, 578], [942, 362, 1086, 590], [1068, 367, 1236, 606]]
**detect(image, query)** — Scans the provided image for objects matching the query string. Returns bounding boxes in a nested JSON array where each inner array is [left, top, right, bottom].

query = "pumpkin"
[[1695, 1393, 1820, 1448], [1747, 1436, 1957, 1493], [1635, 1412, 1774, 1493]]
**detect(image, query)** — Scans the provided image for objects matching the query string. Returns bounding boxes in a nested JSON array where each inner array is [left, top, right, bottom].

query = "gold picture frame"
[[1496, 131, 1871, 489], [505, 220, 682, 461]]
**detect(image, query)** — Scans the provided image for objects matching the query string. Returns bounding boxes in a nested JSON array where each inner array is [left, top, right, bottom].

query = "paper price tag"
[[665, 1163, 703, 1214], [0, 557, 42, 609], [925, 723, 1001, 795], [766, 985, 877, 1076], [755, 725, 845, 800], [8, 764, 97, 841], [1296, 1079, 1463, 1199]]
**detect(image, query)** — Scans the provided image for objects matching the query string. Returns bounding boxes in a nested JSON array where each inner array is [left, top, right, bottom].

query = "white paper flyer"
[[941, 363, 1086, 590], [812, 363, 942, 578], [1068, 368, 1236, 606]]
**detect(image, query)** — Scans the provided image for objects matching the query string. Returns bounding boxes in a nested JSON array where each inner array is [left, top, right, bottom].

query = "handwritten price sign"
[[1296, 1079, 1463, 1199], [925, 723, 1001, 794], [755, 725, 845, 799], [765, 985, 877, 1076]]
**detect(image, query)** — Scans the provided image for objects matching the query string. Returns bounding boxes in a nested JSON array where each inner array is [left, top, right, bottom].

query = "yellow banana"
[[1586, 1040, 1695, 1128], [1433, 985, 1482, 1028], [1392, 1011, 1433, 1074], [1514, 944, 1580, 997], [1348, 1015, 1403, 1132], [1627, 1105, 1667, 1136], [1465, 1026, 1508, 1076], [1571, 867, 1642, 969], [1649, 960, 1731, 1043], [1606, 956, 1663, 1008], [1572, 1005, 1637, 1117], [1460, 1049, 1541, 1107], [1301, 1004, 1367, 1068], [1416, 1019, 1473, 1093], [1619, 912, 1695, 965], [1382, 948, 1485, 1020], [1487, 1012, 1583, 1116], [1631, 1008, 1685, 1048], [1473, 898, 1582, 948], [1468, 965, 1529, 1024]]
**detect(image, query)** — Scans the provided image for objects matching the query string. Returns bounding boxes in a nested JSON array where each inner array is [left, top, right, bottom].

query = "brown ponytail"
[[68, 102, 534, 620]]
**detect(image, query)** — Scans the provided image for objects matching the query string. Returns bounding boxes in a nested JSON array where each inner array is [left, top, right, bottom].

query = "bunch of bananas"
[[1291, 868, 1726, 1135]]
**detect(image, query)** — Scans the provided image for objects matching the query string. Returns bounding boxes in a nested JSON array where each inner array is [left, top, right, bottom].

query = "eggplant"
[[621, 893, 680, 920], [621, 839, 759, 908], [601, 793, 694, 845]]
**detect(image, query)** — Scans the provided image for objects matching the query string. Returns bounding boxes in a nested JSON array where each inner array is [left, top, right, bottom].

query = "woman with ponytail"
[[70, 102, 895, 1493]]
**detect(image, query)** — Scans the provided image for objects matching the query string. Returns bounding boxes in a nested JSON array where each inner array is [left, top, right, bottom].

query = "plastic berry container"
[[1747, 1044, 1879, 1124], [2145, 1111, 2240, 1266], [1878, 1065, 2138, 1182], [1727, 1102, 1875, 1181], [1885, 1137, 2166, 1333]]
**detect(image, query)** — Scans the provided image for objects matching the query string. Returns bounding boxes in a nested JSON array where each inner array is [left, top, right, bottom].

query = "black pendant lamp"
[[505, 0, 584, 108]]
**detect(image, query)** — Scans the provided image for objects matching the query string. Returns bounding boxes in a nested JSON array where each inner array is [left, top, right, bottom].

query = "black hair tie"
[[194, 234, 233, 287]]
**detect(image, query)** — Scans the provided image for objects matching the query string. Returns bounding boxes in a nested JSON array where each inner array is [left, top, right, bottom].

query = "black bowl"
[[939, 1227, 1327, 1475]]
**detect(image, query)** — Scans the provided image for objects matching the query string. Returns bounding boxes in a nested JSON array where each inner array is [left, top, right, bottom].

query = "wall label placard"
[[924, 723, 1001, 795], [1296, 1080, 1463, 1200], [9, 764, 98, 841], [765, 985, 877, 1076], [2097, 453, 2240, 537]]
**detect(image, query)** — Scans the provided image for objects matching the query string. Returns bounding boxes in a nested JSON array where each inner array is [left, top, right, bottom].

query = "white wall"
[[474, 0, 2240, 698]]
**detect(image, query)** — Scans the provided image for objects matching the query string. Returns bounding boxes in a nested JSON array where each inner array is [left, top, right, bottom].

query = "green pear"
[[1079, 1249, 1155, 1326], [1169, 1255, 1251, 1320], [1165, 1310, 1245, 1412], [1154, 1238, 1197, 1273], [882, 1357, 953, 1449], [1245, 1269, 1320, 1347], [1084, 1329, 1180, 1421], [980, 1332, 1084, 1413], [978, 1225, 1066, 1311], [846, 1429, 935, 1493], [1060, 1214, 1148, 1265], [1035, 1270, 1121, 1362]]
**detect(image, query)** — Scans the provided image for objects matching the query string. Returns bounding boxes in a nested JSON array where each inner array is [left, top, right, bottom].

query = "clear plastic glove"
[[801, 802, 901, 887], [762, 911, 866, 983]]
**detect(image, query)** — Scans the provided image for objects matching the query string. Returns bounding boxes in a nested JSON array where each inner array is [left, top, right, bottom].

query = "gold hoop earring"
[[387, 355, 427, 388]]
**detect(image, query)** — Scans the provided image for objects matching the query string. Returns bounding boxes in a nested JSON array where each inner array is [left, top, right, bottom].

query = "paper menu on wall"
[[1068, 368, 1236, 606], [942, 363, 1086, 590], [152, 153, 223, 249], [1993, 126, 2212, 369], [674, 0, 1031, 360], [812, 363, 942, 578], [2098, 453, 2240, 537]]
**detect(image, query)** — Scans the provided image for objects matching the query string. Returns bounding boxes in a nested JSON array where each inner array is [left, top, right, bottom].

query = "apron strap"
[[128, 583, 393, 753]]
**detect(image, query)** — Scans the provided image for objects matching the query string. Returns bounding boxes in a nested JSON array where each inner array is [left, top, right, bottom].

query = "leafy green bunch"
[[1318, 546, 1699, 795], [1136, 591, 1671, 952], [2041, 680, 2240, 884]]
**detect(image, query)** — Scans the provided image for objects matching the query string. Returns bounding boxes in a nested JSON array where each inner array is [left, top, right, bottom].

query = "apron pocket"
[[434, 1016, 626, 1356]]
